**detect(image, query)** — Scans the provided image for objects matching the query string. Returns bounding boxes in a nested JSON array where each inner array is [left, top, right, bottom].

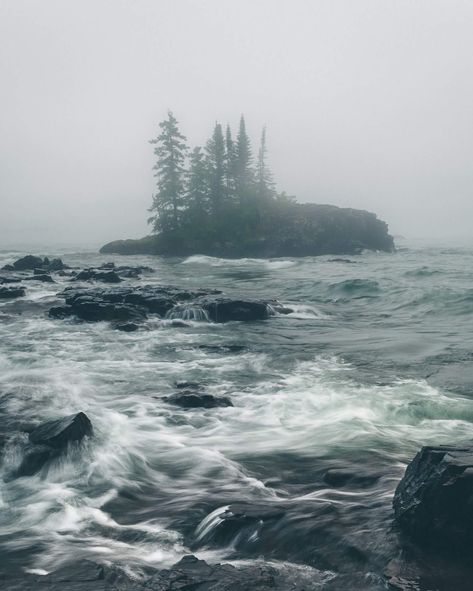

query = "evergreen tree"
[[186, 146, 208, 215], [205, 122, 226, 215], [224, 125, 237, 200], [256, 127, 275, 201], [235, 115, 254, 204], [149, 111, 187, 232]]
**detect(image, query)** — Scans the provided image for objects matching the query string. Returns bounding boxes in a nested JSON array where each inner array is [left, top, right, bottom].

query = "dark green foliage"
[[235, 115, 255, 205], [256, 127, 276, 202], [149, 111, 188, 232], [206, 123, 226, 214], [186, 146, 209, 218], [131, 110, 394, 258]]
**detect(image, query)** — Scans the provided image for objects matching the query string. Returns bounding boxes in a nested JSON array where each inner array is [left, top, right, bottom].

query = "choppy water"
[[1, 243, 473, 589]]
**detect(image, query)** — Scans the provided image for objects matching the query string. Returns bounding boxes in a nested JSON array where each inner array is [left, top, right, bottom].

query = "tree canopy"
[[149, 112, 283, 245]]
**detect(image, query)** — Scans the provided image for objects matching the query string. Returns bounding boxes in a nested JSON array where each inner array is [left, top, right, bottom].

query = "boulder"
[[12, 255, 44, 270], [164, 391, 233, 409], [28, 274, 54, 283], [0, 286, 25, 299], [29, 412, 93, 448], [202, 298, 272, 322], [17, 412, 93, 476], [46, 258, 66, 271], [393, 445, 473, 550], [49, 305, 74, 319], [73, 269, 122, 283], [72, 300, 146, 322]]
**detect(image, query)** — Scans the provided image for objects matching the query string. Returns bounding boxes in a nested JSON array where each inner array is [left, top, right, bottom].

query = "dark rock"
[[0, 275, 22, 283], [175, 381, 201, 390], [0, 555, 329, 590], [17, 445, 59, 477], [99, 262, 115, 269], [1, 264, 14, 271], [196, 503, 286, 548], [393, 445, 473, 550], [28, 274, 54, 283], [73, 269, 122, 283], [16, 413, 93, 477], [164, 391, 233, 409], [0, 286, 25, 299], [202, 298, 272, 322], [29, 411, 93, 448], [73, 301, 146, 322], [49, 305, 74, 319], [12, 255, 44, 270], [46, 258, 66, 271], [113, 321, 140, 332], [123, 293, 175, 315]]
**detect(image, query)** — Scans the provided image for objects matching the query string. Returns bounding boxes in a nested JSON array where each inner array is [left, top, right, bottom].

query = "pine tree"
[[205, 122, 226, 215], [149, 111, 188, 232], [186, 146, 208, 215], [256, 127, 275, 201], [235, 115, 254, 204], [224, 125, 237, 200]]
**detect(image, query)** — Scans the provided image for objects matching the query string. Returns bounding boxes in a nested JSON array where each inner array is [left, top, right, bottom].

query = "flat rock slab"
[[164, 391, 233, 409], [0, 556, 332, 590], [0, 286, 26, 298]]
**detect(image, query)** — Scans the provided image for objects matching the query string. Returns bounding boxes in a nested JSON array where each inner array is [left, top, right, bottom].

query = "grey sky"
[[1, 0, 472, 246]]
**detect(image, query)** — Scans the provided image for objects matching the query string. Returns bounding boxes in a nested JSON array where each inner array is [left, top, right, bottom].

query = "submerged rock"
[[165, 391, 233, 409], [393, 445, 473, 550], [0, 286, 25, 299]]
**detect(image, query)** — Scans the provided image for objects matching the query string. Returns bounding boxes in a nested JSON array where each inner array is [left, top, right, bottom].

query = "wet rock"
[[17, 445, 59, 477], [0, 555, 330, 590], [11, 255, 44, 270], [46, 258, 66, 271], [393, 445, 473, 550], [0, 275, 22, 283], [73, 300, 146, 322], [113, 321, 140, 332], [175, 381, 201, 390], [29, 411, 93, 448], [49, 305, 74, 318], [0, 286, 25, 299], [165, 391, 233, 409], [28, 273, 55, 283], [196, 504, 286, 548], [16, 412, 93, 477], [73, 269, 122, 283], [123, 292, 175, 315], [201, 298, 272, 322]]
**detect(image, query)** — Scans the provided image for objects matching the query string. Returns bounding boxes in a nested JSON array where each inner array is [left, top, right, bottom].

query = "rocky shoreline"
[[1, 254, 472, 590]]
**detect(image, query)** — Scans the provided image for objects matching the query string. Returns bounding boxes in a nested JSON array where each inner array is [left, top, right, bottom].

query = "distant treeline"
[[149, 112, 291, 239]]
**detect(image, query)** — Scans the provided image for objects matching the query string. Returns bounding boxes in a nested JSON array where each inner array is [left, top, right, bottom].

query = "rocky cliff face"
[[100, 203, 394, 257]]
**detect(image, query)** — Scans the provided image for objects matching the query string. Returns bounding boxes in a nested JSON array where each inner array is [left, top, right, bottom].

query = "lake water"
[[1, 243, 472, 589]]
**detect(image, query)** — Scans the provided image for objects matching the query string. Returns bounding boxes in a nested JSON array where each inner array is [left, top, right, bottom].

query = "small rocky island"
[[101, 112, 394, 257]]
